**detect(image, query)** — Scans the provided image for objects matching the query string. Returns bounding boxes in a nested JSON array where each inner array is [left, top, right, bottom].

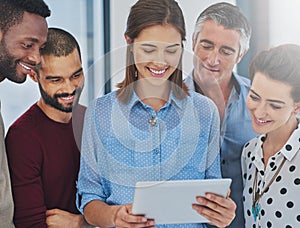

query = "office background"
[[0, 0, 300, 130]]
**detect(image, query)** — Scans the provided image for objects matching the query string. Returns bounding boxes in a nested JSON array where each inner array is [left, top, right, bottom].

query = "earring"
[[135, 70, 138, 78]]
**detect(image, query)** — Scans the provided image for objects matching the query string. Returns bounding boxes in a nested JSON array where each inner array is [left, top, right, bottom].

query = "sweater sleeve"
[[5, 125, 47, 228]]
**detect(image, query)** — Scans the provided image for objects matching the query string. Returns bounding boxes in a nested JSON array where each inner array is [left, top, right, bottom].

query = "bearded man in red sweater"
[[5, 28, 91, 228]]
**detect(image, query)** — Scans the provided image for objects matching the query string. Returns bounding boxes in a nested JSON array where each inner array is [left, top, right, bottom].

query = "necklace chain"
[[252, 157, 287, 221]]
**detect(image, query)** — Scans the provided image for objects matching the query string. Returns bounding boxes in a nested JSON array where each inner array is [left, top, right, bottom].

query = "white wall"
[[269, 0, 300, 47]]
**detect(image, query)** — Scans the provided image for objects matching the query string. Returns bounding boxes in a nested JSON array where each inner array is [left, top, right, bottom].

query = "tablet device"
[[132, 178, 232, 224]]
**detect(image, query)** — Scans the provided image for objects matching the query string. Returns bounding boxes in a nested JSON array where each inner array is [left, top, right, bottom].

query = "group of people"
[[0, 0, 299, 228]]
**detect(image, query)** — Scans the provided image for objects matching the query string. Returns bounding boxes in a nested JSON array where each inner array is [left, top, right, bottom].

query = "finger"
[[45, 209, 57, 216], [192, 204, 229, 227], [122, 206, 147, 223]]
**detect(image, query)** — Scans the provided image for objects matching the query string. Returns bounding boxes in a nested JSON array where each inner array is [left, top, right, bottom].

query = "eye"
[[220, 48, 234, 56], [143, 49, 155, 54], [200, 42, 213, 50], [50, 78, 62, 83], [165, 48, 178, 54], [249, 94, 259, 101], [22, 43, 33, 49], [39, 45, 46, 52], [270, 104, 282, 110], [72, 72, 82, 79]]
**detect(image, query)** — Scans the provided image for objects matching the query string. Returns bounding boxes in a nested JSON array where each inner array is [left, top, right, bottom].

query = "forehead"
[[134, 24, 182, 45], [5, 11, 48, 44], [40, 50, 82, 76], [252, 72, 293, 101], [197, 20, 240, 48]]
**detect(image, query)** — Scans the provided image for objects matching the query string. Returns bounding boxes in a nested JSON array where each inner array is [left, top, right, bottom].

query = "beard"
[[0, 39, 25, 83], [38, 83, 82, 113]]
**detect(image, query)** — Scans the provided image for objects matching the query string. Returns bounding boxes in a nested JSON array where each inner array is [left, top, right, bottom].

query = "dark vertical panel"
[[87, 0, 95, 101], [103, 0, 111, 94], [236, 0, 269, 78]]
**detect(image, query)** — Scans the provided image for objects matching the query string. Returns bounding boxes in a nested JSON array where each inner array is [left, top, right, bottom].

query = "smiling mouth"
[[19, 62, 33, 71], [255, 117, 272, 125], [202, 64, 219, 72], [59, 95, 75, 104], [148, 67, 168, 77]]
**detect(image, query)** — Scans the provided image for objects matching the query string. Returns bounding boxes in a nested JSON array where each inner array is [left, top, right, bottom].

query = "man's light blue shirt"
[[185, 72, 257, 228], [77, 90, 221, 228]]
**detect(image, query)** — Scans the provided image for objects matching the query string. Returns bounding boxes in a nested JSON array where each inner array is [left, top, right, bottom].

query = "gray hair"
[[193, 2, 251, 56]]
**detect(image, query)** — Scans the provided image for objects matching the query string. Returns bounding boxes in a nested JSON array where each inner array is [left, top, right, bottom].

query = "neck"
[[37, 99, 72, 123], [263, 117, 298, 166], [135, 79, 170, 112]]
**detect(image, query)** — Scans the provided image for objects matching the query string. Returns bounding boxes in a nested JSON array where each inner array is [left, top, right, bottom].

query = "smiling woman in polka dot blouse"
[[241, 44, 300, 228]]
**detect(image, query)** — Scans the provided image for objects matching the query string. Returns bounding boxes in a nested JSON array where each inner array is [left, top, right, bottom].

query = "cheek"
[[194, 46, 206, 61], [166, 54, 181, 68], [134, 52, 145, 63], [246, 97, 254, 111]]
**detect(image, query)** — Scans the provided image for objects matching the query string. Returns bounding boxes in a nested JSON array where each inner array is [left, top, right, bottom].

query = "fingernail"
[[197, 198, 203, 203]]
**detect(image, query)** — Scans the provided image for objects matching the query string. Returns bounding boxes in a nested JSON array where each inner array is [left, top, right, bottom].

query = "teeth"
[[257, 118, 268, 123], [149, 68, 166, 75], [19, 62, 32, 71], [60, 96, 74, 101]]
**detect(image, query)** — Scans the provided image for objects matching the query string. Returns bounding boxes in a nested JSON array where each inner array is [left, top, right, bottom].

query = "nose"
[[254, 102, 267, 118], [207, 50, 220, 66], [63, 80, 77, 94], [27, 48, 41, 65], [153, 50, 167, 66]]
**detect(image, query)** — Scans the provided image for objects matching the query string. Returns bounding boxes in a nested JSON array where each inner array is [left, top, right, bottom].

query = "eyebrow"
[[140, 43, 181, 48], [45, 67, 83, 80], [200, 39, 236, 53], [250, 89, 286, 104]]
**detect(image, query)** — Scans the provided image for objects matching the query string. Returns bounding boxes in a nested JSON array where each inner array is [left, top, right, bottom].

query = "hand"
[[114, 204, 155, 228], [192, 190, 236, 228], [46, 208, 86, 228]]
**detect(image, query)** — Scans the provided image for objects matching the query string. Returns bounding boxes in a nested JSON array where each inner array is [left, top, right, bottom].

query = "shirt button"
[[222, 160, 226, 165], [154, 149, 159, 155]]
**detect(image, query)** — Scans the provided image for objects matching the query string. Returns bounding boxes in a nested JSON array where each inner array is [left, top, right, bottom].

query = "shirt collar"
[[186, 70, 243, 96], [280, 122, 300, 161], [252, 122, 300, 163], [127, 90, 184, 111]]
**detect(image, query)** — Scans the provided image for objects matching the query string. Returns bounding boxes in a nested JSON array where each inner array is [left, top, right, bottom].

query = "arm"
[[5, 127, 47, 227], [84, 200, 153, 228], [46, 209, 92, 228]]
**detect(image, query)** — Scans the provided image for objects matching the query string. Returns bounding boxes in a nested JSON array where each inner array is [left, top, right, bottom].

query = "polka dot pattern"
[[241, 125, 300, 227]]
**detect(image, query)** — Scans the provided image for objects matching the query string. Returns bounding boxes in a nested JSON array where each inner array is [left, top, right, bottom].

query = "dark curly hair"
[[0, 0, 51, 34]]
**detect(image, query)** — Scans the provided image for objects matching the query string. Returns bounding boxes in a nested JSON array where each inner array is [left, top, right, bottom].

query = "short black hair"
[[0, 0, 51, 33], [41, 27, 81, 61]]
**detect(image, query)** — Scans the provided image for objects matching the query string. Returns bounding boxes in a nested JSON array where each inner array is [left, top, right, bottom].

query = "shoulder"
[[7, 104, 41, 134], [242, 136, 261, 156], [188, 90, 218, 112], [84, 91, 118, 120], [233, 72, 251, 88]]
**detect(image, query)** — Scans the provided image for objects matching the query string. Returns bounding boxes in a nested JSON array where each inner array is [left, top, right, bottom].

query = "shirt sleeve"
[[76, 100, 107, 213], [5, 126, 47, 228]]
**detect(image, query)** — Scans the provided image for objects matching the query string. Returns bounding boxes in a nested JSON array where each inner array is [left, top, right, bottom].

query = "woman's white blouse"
[[242, 123, 300, 228]]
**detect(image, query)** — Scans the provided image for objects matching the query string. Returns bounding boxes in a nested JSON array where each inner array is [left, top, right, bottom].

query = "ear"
[[236, 49, 247, 64], [124, 34, 132, 45], [293, 102, 300, 115], [192, 33, 196, 52], [29, 69, 38, 82], [0, 30, 3, 42]]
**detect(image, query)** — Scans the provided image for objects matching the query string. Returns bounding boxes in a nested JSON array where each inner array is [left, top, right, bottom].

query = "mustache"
[[54, 89, 77, 98]]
